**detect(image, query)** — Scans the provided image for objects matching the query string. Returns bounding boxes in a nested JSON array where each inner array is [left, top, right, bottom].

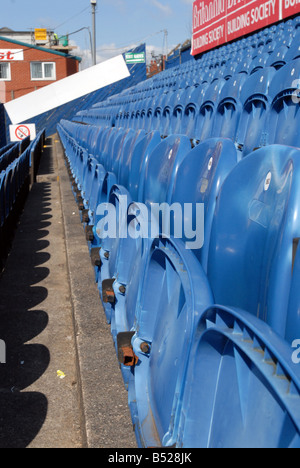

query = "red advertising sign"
[[192, 0, 300, 56]]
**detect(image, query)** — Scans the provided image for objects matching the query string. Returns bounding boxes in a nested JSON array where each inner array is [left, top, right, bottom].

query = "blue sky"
[[2, 0, 194, 68]]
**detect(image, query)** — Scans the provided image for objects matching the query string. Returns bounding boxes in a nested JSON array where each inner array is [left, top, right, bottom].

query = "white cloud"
[[149, 0, 173, 16]]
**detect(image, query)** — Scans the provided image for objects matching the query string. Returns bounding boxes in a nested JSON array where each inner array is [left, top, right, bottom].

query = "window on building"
[[30, 62, 56, 80], [0, 63, 11, 81]]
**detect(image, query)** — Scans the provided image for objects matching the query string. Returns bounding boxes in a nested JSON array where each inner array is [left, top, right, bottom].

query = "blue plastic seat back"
[[250, 53, 272, 74], [279, 32, 295, 48], [94, 127, 112, 161], [170, 87, 194, 135], [177, 306, 300, 448], [210, 74, 246, 141], [128, 103, 137, 129], [110, 128, 136, 178], [181, 84, 209, 138], [77, 148, 89, 188], [286, 241, 300, 343], [139, 98, 153, 130], [85, 125, 103, 154], [106, 128, 130, 174], [125, 131, 161, 202], [144, 99, 158, 133], [207, 145, 300, 337], [117, 129, 146, 189], [222, 63, 238, 80], [160, 89, 183, 136], [130, 237, 213, 447], [285, 36, 300, 61], [266, 46, 289, 69], [235, 57, 253, 75], [133, 105, 143, 130], [170, 138, 238, 272], [194, 79, 226, 142], [236, 67, 276, 157], [98, 127, 119, 168], [77, 123, 91, 147], [88, 163, 106, 217], [151, 92, 170, 131], [82, 156, 98, 202], [143, 135, 191, 206], [262, 40, 277, 55], [267, 59, 300, 147]]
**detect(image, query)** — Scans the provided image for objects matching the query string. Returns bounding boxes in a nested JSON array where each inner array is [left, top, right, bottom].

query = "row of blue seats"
[[126, 17, 300, 96], [58, 118, 300, 448], [0, 131, 44, 257], [79, 21, 300, 113], [0, 144, 20, 174], [0, 140, 30, 225], [76, 59, 300, 158], [78, 38, 300, 122]]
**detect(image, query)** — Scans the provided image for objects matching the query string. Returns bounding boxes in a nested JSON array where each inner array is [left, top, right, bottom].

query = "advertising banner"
[[192, 0, 300, 56], [0, 49, 24, 61], [125, 52, 146, 64]]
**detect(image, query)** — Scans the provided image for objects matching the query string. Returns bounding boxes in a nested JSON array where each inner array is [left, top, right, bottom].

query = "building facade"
[[0, 35, 81, 103]]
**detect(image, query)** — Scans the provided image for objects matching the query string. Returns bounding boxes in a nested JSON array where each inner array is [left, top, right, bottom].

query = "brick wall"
[[0, 39, 79, 103]]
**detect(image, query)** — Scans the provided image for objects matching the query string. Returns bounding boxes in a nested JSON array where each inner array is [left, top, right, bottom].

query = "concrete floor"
[[0, 135, 137, 448]]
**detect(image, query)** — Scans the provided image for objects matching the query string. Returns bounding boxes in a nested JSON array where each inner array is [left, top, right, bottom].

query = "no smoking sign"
[[9, 123, 36, 142]]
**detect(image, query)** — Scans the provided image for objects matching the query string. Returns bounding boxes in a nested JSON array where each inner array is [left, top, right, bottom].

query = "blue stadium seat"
[[250, 53, 270, 74], [126, 131, 161, 201], [142, 134, 192, 206], [285, 34, 300, 61], [110, 128, 138, 177], [85, 162, 106, 226], [151, 91, 171, 132], [101, 127, 127, 171], [267, 59, 300, 147], [236, 58, 253, 75], [160, 89, 184, 136], [169, 138, 238, 272], [266, 45, 289, 69], [207, 145, 300, 337], [117, 129, 147, 189], [176, 306, 300, 448], [193, 79, 226, 142], [128, 237, 214, 447], [210, 74, 247, 141], [236, 67, 276, 157], [170, 86, 195, 134], [181, 84, 209, 139]]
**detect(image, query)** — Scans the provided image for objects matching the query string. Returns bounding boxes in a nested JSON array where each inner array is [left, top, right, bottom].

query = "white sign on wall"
[[0, 49, 24, 61], [9, 124, 36, 142]]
